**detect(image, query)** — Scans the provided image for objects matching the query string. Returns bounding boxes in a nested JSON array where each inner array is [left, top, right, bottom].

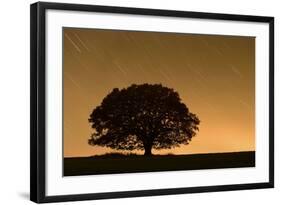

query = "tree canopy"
[[88, 84, 200, 155]]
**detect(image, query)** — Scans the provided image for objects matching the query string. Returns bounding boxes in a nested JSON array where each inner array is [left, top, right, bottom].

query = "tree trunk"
[[144, 144, 152, 156]]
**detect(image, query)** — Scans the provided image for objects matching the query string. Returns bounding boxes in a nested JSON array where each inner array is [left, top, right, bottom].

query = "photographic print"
[[63, 28, 255, 176]]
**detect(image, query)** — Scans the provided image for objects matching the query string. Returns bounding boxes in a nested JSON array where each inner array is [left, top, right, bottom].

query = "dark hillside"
[[64, 151, 255, 176]]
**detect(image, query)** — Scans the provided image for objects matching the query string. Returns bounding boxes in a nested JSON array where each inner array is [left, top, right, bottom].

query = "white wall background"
[[0, 0, 279, 204]]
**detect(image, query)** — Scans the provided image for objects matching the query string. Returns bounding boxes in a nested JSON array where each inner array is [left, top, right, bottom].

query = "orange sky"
[[63, 28, 255, 157]]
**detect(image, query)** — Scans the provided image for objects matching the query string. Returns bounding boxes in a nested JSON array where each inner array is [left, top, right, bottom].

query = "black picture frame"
[[30, 1, 274, 203]]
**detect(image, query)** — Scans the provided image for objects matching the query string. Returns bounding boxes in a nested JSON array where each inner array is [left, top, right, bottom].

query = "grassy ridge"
[[64, 151, 255, 176]]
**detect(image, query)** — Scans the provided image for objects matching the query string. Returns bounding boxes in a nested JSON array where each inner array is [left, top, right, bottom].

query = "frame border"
[[30, 1, 274, 203]]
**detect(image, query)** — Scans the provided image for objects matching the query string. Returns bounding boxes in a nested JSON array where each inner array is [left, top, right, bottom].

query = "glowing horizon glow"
[[63, 28, 255, 157]]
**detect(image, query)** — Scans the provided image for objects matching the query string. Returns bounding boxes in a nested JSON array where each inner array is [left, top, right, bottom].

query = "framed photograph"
[[30, 2, 274, 203]]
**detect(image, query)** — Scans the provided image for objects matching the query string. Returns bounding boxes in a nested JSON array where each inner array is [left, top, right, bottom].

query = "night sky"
[[63, 28, 255, 157]]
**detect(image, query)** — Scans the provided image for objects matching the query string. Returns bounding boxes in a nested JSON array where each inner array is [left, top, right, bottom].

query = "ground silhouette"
[[64, 151, 255, 176]]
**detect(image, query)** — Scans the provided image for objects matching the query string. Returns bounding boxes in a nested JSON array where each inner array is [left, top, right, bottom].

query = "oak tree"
[[88, 84, 200, 156]]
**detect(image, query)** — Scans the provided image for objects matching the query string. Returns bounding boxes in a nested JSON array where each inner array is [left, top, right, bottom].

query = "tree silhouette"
[[88, 84, 200, 156]]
